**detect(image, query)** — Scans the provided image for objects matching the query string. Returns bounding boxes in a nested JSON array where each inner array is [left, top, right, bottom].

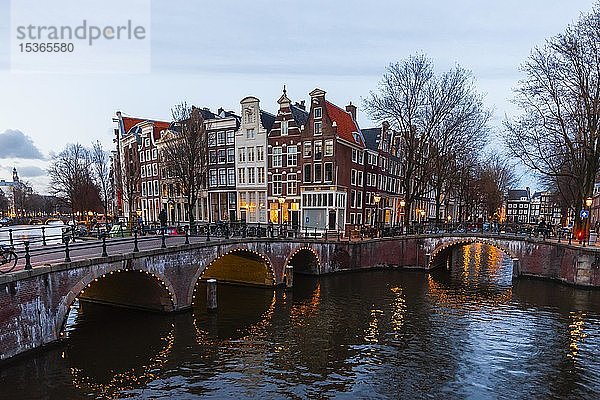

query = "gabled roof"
[[361, 128, 381, 151], [325, 101, 364, 147], [121, 116, 169, 141], [260, 111, 276, 132], [507, 189, 530, 201], [290, 104, 309, 126]]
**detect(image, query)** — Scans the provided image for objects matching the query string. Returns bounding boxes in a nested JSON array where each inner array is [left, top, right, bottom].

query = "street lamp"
[[278, 196, 286, 235], [586, 196, 593, 245], [399, 199, 406, 234], [373, 195, 381, 235]]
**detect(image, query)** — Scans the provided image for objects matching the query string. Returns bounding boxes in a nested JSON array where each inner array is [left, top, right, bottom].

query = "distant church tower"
[[12, 167, 18, 183]]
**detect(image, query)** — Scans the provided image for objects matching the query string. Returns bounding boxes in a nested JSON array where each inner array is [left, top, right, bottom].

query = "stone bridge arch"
[[187, 247, 276, 305], [427, 237, 518, 270], [56, 263, 178, 337], [284, 246, 322, 275]]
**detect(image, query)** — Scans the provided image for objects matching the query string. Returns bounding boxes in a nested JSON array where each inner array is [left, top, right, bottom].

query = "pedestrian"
[[159, 208, 167, 228]]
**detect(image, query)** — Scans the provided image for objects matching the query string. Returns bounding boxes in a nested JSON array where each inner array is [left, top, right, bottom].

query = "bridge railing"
[[0, 220, 592, 274]]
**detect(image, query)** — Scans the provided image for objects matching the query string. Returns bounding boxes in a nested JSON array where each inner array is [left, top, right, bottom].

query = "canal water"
[[1, 243, 600, 399]]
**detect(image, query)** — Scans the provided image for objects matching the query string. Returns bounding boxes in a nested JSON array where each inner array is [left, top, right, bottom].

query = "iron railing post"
[[24, 241, 32, 270], [64, 237, 71, 262], [133, 231, 139, 253], [102, 235, 108, 257], [42, 226, 47, 246]]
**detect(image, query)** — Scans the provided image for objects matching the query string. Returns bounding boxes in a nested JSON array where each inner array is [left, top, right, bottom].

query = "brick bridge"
[[1, 234, 599, 362]]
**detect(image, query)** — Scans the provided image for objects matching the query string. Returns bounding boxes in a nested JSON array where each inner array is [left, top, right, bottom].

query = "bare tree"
[[504, 4, 600, 231], [0, 189, 8, 216], [121, 144, 140, 228], [48, 143, 98, 222], [425, 67, 490, 221], [161, 103, 207, 230], [91, 140, 111, 217], [365, 55, 489, 224], [475, 154, 518, 220]]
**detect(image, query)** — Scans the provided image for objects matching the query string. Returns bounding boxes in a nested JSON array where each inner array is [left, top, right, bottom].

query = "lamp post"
[[399, 199, 406, 234], [374, 194, 381, 237], [585, 196, 593, 246], [278, 196, 286, 237], [136, 208, 142, 234], [447, 214, 452, 232]]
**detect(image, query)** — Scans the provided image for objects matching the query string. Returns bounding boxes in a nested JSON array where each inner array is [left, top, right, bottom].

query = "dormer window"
[[314, 107, 322, 119]]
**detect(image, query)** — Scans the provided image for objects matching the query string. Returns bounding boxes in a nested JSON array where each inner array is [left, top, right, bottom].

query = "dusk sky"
[[0, 0, 596, 193]]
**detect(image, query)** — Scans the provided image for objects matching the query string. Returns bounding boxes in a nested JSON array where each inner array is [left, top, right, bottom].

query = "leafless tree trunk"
[[161, 103, 207, 230], [121, 145, 140, 228], [504, 5, 600, 232], [91, 141, 111, 218]]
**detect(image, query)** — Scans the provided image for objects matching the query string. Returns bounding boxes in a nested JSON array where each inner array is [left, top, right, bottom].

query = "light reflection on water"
[[1, 244, 600, 399]]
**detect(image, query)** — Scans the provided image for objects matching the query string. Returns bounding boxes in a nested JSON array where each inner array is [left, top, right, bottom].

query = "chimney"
[[346, 102, 357, 120]]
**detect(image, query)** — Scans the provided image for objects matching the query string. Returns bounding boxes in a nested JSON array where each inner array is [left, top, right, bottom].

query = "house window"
[[140, 151, 145, 162], [314, 163, 322, 182], [154, 180, 159, 196], [272, 174, 282, 196], [218, 149, 226, 163], [314, 141, 322, 160], [141, 165, 146, 178], [287, 145, 298, 166], [227, 148, 235, 163], [257, 167, 265, 184], [314, 107, 322, 119], [145, 138, 150, 147], [248, 167, 256, 184], [357, 191, 362, 208], [228, 168, 235, 186], [324, 162, 333, 182], [218, 169, 227, 186], [244, 108, 255, 123], [281, 120, 288, 136], [248, 147, 255, 162], [314, 121, 322, 135], [239, 147, 246, 162], [152, 148, 157, 160], [287, 174, 297, 195], [357, 171, 363, 186], [209, 170, 217, 187], [208, 133, 216, 147], [352, 149, 357, 163], [226, 130, 235, 144], [325, 139, 333, 156], [303, 142, 312, 157], [217, 131, 226, 145], [304, 164, 312, 183], [351, 169, 356, 185], [273, 147, 283, 167], [257, 146, 264, 161], [358, 151, 364, 165], [238, 168, 245, 184], [153, 163, 158, 176], [246, 129, 255, 139]]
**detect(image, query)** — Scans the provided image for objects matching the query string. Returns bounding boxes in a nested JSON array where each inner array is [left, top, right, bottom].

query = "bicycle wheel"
[[0, 251, 18, 273]]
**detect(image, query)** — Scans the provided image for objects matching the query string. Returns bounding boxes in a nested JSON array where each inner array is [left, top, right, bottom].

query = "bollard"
[[41, 227, 47, 246], [101, 236, 108, 257], [512, 258, 520, 278], [161, 227, 166, 249], [285, 265, 294, 289], [133, 231, 139, 253], [24, 241, 32, 270], [304, 226, 308, 238], [9, 229, 13, 246], [206, 279, 217, 310], [185, 226, 190, 245], [64, 238, 71, 262]]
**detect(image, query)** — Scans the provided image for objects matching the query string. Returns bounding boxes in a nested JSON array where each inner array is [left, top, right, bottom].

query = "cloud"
[[15, 166, 46, 178], [0, 129, 45, 159]]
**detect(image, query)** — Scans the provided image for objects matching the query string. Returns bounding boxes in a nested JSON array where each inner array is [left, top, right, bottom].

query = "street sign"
[[580, 209, 589, 219]]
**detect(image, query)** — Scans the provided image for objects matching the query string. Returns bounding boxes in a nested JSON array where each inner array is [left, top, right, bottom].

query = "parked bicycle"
[[0, 245, 18, 273]]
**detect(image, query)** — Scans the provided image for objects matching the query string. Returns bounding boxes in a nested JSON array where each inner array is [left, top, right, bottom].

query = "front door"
[[328, 210, 336, 230], [291, 210, 299, 229]]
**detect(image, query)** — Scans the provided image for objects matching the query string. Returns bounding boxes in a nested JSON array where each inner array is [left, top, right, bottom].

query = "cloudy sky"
[[0, 0, 596, 193]]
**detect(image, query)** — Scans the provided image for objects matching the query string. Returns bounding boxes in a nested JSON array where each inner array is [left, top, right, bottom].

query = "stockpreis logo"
[[10, 0, 151, 73]]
